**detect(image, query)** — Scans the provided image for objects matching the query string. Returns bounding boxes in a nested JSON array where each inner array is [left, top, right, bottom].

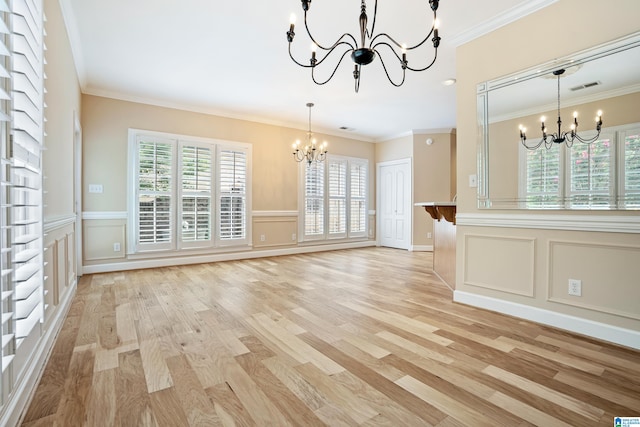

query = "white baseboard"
[[454, 290, 640, 350], [3, 280, 77, 427], [83, 240, 376, 274]]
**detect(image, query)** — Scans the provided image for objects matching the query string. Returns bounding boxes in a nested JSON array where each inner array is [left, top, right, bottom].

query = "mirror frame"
[[476, 31, 640, 210]]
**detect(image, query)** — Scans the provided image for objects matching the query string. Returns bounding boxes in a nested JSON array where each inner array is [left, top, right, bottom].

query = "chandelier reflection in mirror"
[[292, 102, 328, 166], [519, 69, 603, 150], [286, 0, 441, 93]]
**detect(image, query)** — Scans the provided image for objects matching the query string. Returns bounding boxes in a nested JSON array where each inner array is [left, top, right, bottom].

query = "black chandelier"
[[519, 69, 603, 150], [286, 0, 441, 92], [292, 102, 328, 165]]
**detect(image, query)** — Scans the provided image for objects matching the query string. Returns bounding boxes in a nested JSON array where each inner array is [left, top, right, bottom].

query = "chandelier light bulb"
[[290, 13, 296, 25]]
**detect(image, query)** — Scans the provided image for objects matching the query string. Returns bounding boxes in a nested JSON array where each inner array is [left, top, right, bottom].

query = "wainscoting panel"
[[83, 222, 127, 261], [464, 234, 536, 297], [43, 241, 56, 313], [56, 238, 66, 305], [252, 216, 298, 248], [548, 240, 640, 320]]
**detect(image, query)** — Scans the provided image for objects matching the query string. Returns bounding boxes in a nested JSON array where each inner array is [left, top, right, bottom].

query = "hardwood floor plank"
[[116, 350, 158, 426], [235, 352, 326, 426], [295, 362, 379, 425], [54, 348, 95, 426], [166, 354, 221, 426], [482, 364, 605, 421], [21, 248, 640, 427], [149, 387, 191, 427], [84, 368, 117, 427]]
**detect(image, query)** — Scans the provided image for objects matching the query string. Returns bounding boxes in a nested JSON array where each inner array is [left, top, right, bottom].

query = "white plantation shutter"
[[180, 143, 212, 247], [620, 128, 640, 208], [524, 146, 561, 208], [0, 0, 14, 385], [218, 148, 247, 243], [301, 155, 368, 241], [304, 161, 324, 238], [349, 160, 367, 236], [0, 0, 45, 401], [328, 159, 346, 237], [137, 137, 173, 250], [10, 0, 44, 350], [567, 131, 614, 208]]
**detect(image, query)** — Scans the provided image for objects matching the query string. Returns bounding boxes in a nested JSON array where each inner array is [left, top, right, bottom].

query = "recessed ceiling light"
[[442, 78, 456, 86]]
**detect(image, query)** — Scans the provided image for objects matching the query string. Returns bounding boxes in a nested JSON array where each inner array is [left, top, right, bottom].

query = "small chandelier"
[[292, 102, 328, 165], [286, 0, 441, 93], [519, 69, 603, 150]]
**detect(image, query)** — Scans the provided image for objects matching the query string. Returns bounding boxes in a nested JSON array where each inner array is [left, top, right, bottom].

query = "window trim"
[[127, 129, 252, 255]]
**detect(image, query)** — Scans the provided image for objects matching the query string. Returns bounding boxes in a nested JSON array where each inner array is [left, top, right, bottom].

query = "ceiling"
[[58, 0, 558, 141]]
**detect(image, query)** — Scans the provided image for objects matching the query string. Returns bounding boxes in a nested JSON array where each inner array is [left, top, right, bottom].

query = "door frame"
[[74, 111, 83, 276], [376, 157, 412, 249]]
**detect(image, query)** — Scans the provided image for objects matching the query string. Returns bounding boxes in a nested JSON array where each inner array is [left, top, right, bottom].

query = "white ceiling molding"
[[448, 0, 559, 47]]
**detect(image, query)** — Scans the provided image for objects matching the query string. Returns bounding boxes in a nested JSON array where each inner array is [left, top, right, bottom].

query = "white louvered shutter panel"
[[218, 148, 247, 243], [137, 137, 173, 250], [525, 146, 560, 208], [621, 129, 640, 208], [328, 158, 346, 237], [304, 161, 324, 238], [180, 143, 212, 248], [9, 0, 44, 357], [0, 0, 15, 389], [349, 160, 367, 237], [568, 132, 614, 208]]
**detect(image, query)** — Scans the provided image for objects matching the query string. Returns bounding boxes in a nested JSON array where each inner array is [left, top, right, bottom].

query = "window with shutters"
[[128, 130, 250, 253], [218, 148, 246, 244], [0, 0, 45, 401], [619, 127, 640, 208], [300, 155, 368, 241], [567, 131, 614, 208], [520, 123, 640, 209]]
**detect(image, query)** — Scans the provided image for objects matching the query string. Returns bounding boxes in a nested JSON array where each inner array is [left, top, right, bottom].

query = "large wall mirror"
[[477, 32, 640, 210]]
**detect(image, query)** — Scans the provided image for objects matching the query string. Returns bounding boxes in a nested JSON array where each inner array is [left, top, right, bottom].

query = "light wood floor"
[[21, 248, 640, 426]]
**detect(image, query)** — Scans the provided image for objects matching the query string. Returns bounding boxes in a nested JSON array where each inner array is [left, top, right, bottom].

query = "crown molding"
[[449, 0, 559, 47]]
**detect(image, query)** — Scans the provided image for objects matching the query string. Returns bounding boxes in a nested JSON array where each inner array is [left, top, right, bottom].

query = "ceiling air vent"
[[570, 81, 601, 91]]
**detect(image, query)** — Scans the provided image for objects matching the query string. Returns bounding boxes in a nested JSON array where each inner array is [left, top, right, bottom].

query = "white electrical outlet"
[[469, 174, 478, 188], [292, 233, 296, 241], [568, 279, 582, 296], [260, 234, 266, 242], [113, 242, 121, 252], [427, 232, 432, 239]]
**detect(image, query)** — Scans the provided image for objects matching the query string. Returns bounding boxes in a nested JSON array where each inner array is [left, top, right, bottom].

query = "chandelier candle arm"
[[519, 68, 603, 150], [286, 0, 441, 92]]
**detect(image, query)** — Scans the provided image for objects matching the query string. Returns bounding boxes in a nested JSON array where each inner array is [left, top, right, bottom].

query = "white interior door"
[[378, 159, 411, 249]]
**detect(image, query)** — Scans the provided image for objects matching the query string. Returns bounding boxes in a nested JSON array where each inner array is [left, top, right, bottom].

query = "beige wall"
[[456, 0, 640, 337], [44, 0, 82, 220], [376, 131, 456, 249], [81, 95, 376, 265], [412, 132, 456, 247]]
